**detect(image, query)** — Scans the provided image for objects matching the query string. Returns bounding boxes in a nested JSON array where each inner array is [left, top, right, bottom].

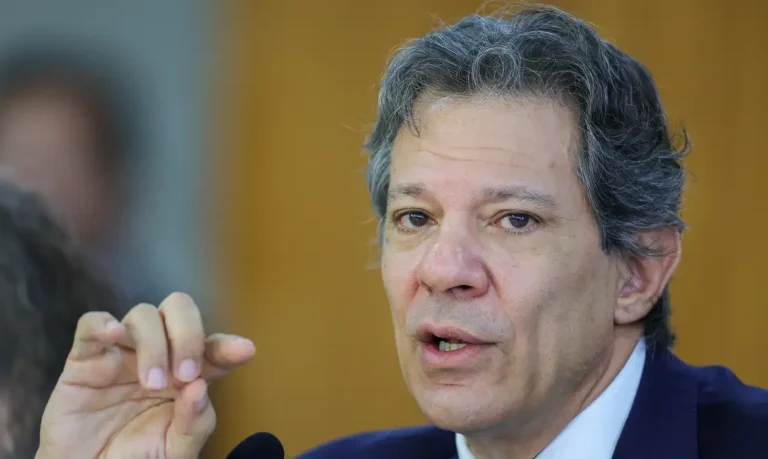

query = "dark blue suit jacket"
[[298, 348, 768, 458]]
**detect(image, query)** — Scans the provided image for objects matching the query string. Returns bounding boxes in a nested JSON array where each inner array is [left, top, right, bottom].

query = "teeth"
[[438, 340, 468, 352]]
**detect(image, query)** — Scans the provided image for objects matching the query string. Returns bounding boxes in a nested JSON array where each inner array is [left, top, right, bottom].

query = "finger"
[[69, 311, 125, 361], [121, 303, 169, 390], [159, 292, 206, 383], [167, 378, 216, 457], [201, 334, 256, 381]]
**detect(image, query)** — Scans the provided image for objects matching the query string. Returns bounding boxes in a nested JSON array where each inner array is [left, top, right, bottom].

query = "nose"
[[416, 221, 490, 300]]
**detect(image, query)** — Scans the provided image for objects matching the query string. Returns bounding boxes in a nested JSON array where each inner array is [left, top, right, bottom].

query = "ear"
[[615, 229, 682, 325]]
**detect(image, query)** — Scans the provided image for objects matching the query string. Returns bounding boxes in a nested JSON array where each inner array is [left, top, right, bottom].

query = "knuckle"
[[135, 337, 169, 365], [134, 302, 159, 314], [123, 305, 167, 362], [77, 311, 106, 333], [161, 292, 195, 311], [123, 303, 159, 323], [172, 328, 206, 356]]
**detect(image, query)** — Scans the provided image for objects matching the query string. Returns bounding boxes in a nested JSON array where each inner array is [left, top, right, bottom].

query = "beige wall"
[[207, 1, 768, 457]]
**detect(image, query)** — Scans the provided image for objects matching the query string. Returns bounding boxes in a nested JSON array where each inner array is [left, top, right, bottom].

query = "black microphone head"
[[226, 432, 285, 459]]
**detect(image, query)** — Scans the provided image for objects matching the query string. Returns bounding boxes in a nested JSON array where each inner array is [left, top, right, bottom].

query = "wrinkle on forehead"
[[395, 96, 580, 170], [391, 140, 564, 188], [408, 144, 541, 169], [389, 96, 588, 222]]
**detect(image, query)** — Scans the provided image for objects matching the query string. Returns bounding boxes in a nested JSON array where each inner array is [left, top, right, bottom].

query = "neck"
[[465, 326, 643, 459]]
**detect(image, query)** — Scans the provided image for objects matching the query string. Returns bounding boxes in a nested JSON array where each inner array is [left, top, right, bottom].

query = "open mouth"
[[416, 324, 490, 352], [416, 324, 493, 368], [432, 335, 470, 352]]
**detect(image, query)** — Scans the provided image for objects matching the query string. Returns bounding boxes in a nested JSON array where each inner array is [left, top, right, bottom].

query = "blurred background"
[[0, 0, 213, 318], [0, 0, 765, 458]]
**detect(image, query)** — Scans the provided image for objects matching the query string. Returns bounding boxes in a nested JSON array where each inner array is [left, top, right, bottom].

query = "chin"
[[411, 382, 512, 434]]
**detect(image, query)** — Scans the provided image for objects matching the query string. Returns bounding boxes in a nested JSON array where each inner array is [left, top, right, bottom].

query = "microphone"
[[226, 432, 285, 459]]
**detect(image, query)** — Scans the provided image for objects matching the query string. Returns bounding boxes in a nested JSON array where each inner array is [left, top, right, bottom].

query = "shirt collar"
[[456, 339, 646, 459]]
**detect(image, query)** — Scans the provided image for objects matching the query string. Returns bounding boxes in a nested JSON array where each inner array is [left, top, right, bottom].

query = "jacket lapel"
[[612, 347, 699, 459]]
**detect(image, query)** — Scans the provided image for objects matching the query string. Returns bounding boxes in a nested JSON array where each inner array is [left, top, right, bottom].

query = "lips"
[[415, 324, 492, 346], [414, 323, 496, 370]]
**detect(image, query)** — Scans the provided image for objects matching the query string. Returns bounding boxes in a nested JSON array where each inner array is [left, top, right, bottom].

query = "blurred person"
[[0, 43, 163, 311], [0, 179, 121, 459], [36, 5, 768, 459]]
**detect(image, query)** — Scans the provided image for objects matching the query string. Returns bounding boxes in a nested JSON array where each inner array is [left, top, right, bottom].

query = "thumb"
[[166, 379, 216, 458]]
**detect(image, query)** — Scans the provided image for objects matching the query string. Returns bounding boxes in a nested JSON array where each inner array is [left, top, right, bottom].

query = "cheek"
[[538, 250, 618, 359], [381, 249, 424, 386], [554, 241, 619, 319], [491, 237, 617, 358], [381, 248, 420, 326]]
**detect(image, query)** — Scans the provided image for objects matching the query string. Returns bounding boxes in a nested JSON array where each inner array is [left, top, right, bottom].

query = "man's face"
[[381, 97, 623, 434]]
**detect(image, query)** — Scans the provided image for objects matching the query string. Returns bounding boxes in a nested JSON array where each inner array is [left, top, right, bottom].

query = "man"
[[0, 44, 164, 311], [0, 180, 121, 459], [36, 6, 768, 459]]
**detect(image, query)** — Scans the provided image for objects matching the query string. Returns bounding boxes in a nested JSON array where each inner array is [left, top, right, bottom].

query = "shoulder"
[[296, 426, 456, 459], [689, 361, 768, 453]]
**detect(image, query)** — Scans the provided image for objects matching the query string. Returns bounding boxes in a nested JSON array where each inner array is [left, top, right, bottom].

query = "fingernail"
[[194, 386, 209, 413], [146, 367, 167, 390], [177, 359, 199, 382], [105, 320, 122, 332]]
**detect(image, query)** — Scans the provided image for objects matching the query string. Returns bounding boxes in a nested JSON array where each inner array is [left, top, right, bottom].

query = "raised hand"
[[36, 293, 255, 459]]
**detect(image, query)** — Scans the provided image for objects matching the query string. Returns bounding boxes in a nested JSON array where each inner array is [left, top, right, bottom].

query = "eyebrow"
[[387, 183, 557, 210], [387, 183, 427, 203], [480, 186, 557, 210]]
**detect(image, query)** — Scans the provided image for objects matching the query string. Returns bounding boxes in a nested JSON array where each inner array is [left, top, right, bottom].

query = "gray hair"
[[364, 5, 688, 349]]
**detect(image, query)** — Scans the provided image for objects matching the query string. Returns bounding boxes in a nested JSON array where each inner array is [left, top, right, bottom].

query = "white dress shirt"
[[456, 339, 646, 459]]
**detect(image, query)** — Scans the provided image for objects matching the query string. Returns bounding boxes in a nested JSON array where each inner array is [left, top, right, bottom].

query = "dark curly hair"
[[0, 180, 120, 458]]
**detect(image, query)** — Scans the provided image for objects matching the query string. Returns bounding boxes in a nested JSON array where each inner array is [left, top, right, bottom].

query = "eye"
[[498, 213, 537, 233], [394, 211, 432, 233]]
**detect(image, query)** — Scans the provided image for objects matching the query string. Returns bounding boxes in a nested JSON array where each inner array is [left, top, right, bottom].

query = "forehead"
[[0, 92, 98, 165], [389, 97, 583, 207], [0, 91, 91, 127]]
